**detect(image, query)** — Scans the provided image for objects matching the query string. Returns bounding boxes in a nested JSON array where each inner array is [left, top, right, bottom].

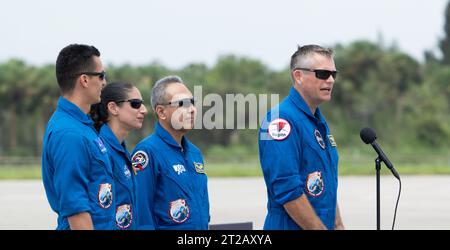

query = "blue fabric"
[[42, 97, 116, 230], [99, 124, 137, 230], [132, 122, 209, 230], [259, 87, 339, 230]]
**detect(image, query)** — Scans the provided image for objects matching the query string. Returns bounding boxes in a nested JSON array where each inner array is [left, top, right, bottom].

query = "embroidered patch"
[[268, 118, 291, 141], [116, 204, 132, 229], [97, 137, 107, 153], [169, 199, 190, 223], [314, 129, 325, 149], [98, 183, 113, 209], [131, 151, 149, 173], [173, 164, 186, 175], [123, 165, 131, 179], [328, 135, 337, 147], [306, 171, 324, 197], [194, 162, 205, 174]]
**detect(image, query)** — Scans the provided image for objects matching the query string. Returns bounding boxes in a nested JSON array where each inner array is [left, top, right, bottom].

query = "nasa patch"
[[131, 151, 149, 173], [173, 164, 186, 175], [169, 199, 190, 223], [123, 165, 131, 179], [97, 137, 107, 153], [116, 204, 132, 229], [306, 171, 324, 197], [98, 183, 113, 209], [314, 129, 325, 149], [268, 118, 291, 141]]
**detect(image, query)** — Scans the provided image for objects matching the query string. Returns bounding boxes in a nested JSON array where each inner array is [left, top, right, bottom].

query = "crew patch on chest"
[[169, 199, 190, 223], [131, 151, 149, 173], [116, 204, 132, 229], [306, 171, 324, 197], [268, 118, 291, 141]]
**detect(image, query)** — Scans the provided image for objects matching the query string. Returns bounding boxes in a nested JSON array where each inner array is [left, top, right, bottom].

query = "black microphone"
[[360, 128, 400, 180]]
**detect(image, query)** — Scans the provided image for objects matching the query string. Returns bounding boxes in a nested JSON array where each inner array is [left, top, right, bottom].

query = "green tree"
[[440, 1, 450, 65]]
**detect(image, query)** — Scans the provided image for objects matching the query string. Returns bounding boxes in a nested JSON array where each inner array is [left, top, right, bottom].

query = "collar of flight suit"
[[57, 96, 96, 127], [287, 87, 326, 124], [100, 123, 130, 158], [155, 122, 190, 152]]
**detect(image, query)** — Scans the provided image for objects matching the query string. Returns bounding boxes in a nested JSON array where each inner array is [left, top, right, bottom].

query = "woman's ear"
[[107, 101, 119, 116]]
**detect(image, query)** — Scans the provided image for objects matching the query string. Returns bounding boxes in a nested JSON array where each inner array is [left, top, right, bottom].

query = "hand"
[[334, 223, 345, 230]]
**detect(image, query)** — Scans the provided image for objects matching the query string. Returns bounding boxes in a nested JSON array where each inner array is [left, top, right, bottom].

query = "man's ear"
[[107, 101, 119, 116], [292, 70, 303, 85], [155, 105, 166, 120], [79, 74, 89, 88]]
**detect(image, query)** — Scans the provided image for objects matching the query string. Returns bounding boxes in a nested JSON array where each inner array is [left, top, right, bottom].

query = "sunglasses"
[[76, 71, 107, 80], [295, 68, 338, 80], [116, 99, 144, 109], [162, 98, 195, 108]]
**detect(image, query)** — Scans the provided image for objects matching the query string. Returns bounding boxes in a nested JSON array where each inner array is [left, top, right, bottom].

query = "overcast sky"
[[0, 0, 447, 70]]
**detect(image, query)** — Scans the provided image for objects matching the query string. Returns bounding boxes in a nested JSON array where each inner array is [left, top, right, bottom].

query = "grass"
[[1, 162, 450, 179], [0, 165, 42, 179]]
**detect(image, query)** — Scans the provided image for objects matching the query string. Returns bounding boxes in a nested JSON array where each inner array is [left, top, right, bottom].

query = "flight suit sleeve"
[[49, 131, 91, 218], [259, 114, 304, 206], [132, 145, 157, 230]]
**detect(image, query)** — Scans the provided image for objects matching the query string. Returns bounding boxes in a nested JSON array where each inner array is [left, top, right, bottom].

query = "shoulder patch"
[[131, 150, 149, 173], [268, 118, 291, 141]]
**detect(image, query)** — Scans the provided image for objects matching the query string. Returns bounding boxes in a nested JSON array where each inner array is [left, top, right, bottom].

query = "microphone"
[[360, 128, 400, 180]]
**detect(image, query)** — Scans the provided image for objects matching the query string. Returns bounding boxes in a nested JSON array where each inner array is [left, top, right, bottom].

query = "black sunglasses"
[[295, 68, 338, 80], [162, 98, 195, 108], [116, 99, 144, 109], [76, 71, 107, 80]]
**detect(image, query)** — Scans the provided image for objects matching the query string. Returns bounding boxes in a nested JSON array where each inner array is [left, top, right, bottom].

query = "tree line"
[[0, 39, 449, 160]]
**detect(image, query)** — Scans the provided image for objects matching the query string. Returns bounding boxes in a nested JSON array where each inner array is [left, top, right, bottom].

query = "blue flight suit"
[[131, 122, 209, 230], [42, 97, 116, 230], [258, 87, 339, 230], [99, 124, 137, 230]]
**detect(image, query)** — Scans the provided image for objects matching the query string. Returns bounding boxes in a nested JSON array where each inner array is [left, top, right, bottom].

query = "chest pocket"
[[301, 128, 331, 203], [302, 128, 329, 172], [161, 160, 195, 196]]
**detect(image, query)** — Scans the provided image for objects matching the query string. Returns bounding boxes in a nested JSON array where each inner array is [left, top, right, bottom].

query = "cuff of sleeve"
[[272, 175, 304, 205], [60, 204, 91, 218]]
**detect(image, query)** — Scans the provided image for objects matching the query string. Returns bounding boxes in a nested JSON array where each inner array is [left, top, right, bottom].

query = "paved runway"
[[1, 176, 449, 230]]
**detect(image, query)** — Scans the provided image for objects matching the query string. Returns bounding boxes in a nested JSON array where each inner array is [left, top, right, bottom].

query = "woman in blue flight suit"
[[90, 82, 148, 230]]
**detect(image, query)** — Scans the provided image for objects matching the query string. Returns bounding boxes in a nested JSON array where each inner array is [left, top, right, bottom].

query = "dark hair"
[[55, 44, 101, 94], [90, 81, 134, 131]]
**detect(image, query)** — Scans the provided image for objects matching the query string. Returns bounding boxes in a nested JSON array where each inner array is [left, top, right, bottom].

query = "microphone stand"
[[375, 157, 381, 230]]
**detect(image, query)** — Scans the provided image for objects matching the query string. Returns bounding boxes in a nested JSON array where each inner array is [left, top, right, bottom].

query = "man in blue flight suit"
[[42, 44, 116, 230], [259, 45, 345, 230], [132, 76, 209, 230]]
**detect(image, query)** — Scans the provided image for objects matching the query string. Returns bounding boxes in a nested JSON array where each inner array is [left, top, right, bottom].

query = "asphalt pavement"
[[1, 176, 449, 230]]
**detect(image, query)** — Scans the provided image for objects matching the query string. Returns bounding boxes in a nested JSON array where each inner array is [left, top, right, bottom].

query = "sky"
[[0, 0, 448, 70]]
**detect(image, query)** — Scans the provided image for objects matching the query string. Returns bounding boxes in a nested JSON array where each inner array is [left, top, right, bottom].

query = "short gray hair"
[[151, 75, 184, 111], [290, 45, 334, 83]]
